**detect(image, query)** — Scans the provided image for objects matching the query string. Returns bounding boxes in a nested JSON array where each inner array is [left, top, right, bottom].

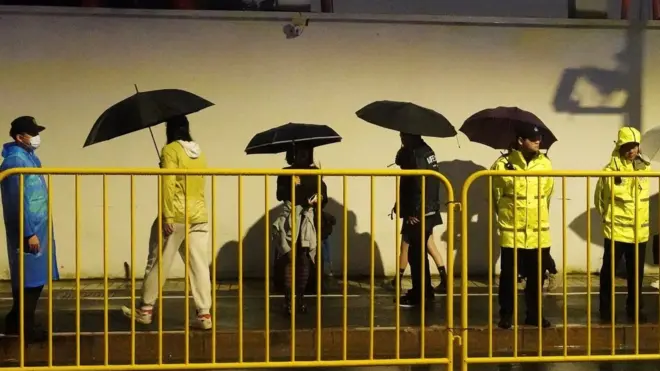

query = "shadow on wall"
[[215, 197, 385, 281], [552, 9, 645, 131], [568, 192, 660, 271], [437, 160, 493, 278]]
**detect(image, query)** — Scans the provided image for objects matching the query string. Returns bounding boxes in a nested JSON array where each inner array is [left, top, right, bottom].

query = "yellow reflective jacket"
[[160, 141, 208, 224], [491, 150, 553, 249], [595, 127, 650, 244]]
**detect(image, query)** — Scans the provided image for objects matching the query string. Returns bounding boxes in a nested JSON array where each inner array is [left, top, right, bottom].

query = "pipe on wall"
[[320, 0, 333, 12]]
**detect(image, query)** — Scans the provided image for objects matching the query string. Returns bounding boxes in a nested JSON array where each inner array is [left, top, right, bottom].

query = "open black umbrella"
[[356, 100, 457, 138], [245, 123, 341, 155], [460, 106, 558, 150], [84, 86, 214, 155]]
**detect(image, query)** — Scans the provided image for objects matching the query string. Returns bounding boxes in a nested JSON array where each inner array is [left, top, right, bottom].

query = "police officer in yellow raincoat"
[[492, 125, 553, 329], [595, 126, 650, 323]]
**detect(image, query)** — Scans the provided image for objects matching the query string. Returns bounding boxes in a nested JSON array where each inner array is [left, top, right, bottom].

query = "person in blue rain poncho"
[[0, 116, 59, 343]]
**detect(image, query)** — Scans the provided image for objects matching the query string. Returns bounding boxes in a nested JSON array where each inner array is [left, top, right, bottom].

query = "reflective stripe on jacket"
[[595, 127, 650, 244], [491, 150, 553, 249]]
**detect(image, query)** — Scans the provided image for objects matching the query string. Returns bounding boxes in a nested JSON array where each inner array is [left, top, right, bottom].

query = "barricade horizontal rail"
[[461, 169, 660, 370], [0, 167, 455, 371]]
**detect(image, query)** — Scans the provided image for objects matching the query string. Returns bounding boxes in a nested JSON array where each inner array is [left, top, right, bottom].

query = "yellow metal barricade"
[[1, 167, 455, 370], [460, 169, 660, 370]]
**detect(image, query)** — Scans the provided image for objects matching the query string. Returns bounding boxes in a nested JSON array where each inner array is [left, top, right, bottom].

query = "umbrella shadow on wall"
[[552, 16, 645, 131], [568, 192, 660, 274], [437, 160, 494, 281], [215, 197, 385, 291]]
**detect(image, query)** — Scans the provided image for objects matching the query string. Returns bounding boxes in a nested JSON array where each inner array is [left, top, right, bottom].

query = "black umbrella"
[[84, 86, 214, 155], [245, 123, 342, 155], [356, 100, 457, 138], [460, 106, 558, 150]]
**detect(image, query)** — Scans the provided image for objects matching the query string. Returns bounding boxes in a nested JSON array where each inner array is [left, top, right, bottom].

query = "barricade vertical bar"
[[75, 174, 81, 366], [460, 172, 469, 371], [395, 176, 401, 359], [420, 176, 426, 359], [610, 176, 616, 353], [512, 176, 518, 357], [562, 176, 568, 356], [103, 175, 109, 365], [238, 175, 245, 363], [185, 175, 190, 365], [342, 175, 348, 360], [445, 175, 455, 369], [157, 175, 164, 365], [537, 176, 542, 356], [212, 176, 217, 363], [586, 177, 592, 355], [369, 175, 375, 360], [316, 175, 323, 361], [487, 176, 493, 357], [290, 175, 296, 361], [130, 175, 136, 365], [264, 176, 270, 362], [634, 176, 639, 354], [18, 174, 24, 367], [47, 174, 53, 366]]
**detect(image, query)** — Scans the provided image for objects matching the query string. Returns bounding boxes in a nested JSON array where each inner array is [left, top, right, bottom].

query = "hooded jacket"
[[491, 149, 553, 249], [0, 142, 59, 287], [160, 140, 208, 224], [595, 127, 650, 244]]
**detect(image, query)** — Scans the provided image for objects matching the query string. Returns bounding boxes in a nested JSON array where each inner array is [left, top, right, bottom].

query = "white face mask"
[[28, 135, 41, 150]]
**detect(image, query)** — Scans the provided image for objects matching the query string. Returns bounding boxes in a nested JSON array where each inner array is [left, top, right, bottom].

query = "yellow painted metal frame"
[[460, 169, 659, 370], [2, 167, 455, 371]]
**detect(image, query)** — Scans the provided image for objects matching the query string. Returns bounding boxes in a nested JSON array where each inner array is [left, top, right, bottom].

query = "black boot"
[[298, 295, 308, 314], [283, 289, 292, 315], [436, 269, 448, 293]]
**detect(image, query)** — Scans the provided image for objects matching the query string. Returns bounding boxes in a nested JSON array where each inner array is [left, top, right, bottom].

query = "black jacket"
[[396, 142, 442, 218], [276, 165, 333, 237], [276, 165, 328, 208]]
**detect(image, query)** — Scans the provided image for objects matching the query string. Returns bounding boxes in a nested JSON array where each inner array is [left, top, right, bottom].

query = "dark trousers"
[[499, 247, 551, 318], [599, 238, 646, 314], [5, 285, 43, 334], [404, 214, 441, 300]]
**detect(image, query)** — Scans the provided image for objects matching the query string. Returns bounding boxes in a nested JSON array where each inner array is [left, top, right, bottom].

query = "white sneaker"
[[651, 280, 659, 289], [192, 313, 212, 330], [121, 305, 153, 325]]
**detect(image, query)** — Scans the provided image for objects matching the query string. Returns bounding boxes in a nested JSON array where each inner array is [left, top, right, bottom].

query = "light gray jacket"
[[272, 201, 318, 262]]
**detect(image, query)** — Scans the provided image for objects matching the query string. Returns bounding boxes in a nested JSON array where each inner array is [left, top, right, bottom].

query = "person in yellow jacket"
[[595, 126, 650, 323], [492, 125, 554, 329], [122, 116, 212, 330]]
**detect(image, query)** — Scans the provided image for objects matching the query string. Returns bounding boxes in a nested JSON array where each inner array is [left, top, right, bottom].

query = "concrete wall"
[[0, 6, 659, 279]]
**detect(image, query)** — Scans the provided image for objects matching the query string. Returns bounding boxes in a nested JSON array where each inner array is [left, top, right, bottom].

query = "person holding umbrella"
[[122, 115, 213, 330], [245, 122, 340, 314], [356, 100, 457, 308], [390, 145, 448, 293], [0, 116, 59, 343], [394, 132, 443, 307], [274, 145, 328, 314], [595, 126, 650, 323]]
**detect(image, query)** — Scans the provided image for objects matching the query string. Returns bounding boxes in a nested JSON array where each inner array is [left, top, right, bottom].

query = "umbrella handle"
[[134, 83, 161, 161], [149, 127, 160, 160]]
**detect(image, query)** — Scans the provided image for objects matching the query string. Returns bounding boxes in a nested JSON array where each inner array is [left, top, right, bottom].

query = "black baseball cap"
[[516, 124, 541, 140], [9, 116, 45, 138]]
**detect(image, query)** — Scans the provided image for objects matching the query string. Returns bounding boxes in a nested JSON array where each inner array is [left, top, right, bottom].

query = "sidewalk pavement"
[[0, 275, 658, 367]]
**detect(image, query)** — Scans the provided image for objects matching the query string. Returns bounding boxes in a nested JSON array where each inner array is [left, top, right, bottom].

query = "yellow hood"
[[606, 126, 649, 170], [613, 126, 641, 153]]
